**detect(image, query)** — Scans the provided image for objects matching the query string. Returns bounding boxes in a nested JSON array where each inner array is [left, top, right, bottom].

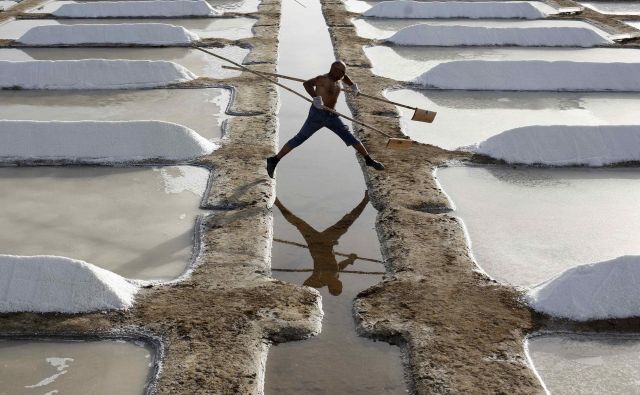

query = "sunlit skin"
[[274, 61, 372, 159]]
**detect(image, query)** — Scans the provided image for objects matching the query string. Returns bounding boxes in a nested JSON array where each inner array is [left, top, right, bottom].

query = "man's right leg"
[[266, 109, 323, 178]]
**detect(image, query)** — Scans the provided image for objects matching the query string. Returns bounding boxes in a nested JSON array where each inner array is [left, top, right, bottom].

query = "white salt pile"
[[388, 25, 611, 47], [0, 59, 196, 89], [0, 120, 216, 163], [363, 1, 554, 19], [466, 125, 640, 166], [0, 255, 139, 313], [528, 256, 640, 321], [18, 24, 200, 46], [52, 0, 218, 18], [415, 61, 640, 91]]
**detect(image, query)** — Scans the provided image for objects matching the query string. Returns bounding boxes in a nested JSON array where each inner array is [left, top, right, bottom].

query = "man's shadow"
[[274, 191, 369, 296]]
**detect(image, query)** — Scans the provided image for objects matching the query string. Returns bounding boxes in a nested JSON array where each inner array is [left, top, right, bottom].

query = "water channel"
[[263, 0, 406, 393]]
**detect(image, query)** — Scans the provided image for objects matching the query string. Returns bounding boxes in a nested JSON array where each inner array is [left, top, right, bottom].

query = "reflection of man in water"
[[275, 191, 369, 296]]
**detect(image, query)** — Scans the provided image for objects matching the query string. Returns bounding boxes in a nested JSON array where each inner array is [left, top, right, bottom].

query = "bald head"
[[328, 60, 346, 81]]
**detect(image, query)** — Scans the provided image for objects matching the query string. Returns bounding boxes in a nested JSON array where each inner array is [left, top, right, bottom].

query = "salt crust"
[[528, 256, 640, 321], [466, 125, 640, 166], [18, 23, 200, 45], [389, 25, 611, 47], [0, 120, 217, 162], [52, 0, 219, 18], [0, 255, 139, 313], [0, 59, 196, 89], [363, 1, 553, 19], [415, 61, 640, 91]]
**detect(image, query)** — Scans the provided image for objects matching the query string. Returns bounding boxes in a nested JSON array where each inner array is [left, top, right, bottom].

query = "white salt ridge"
[[0, 120, 216, 162], [0, 59, 196, 89], [528, 256, 640, 321], [0, 1, 17, 11], [415, 61, 640, 91], [18, 23, 200, 45], [388, 25, 611, 47], [466, 125, 640, 166], [0, 255, 139, 313], [363, 1, 553, 19], [52, 0, 219, 18]]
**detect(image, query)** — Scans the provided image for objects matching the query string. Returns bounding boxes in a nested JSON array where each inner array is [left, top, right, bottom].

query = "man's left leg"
[[327, 116, 385, 171]]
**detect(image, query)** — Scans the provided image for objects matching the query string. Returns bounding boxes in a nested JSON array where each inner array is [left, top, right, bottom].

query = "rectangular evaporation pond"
[[436, 166, 640, 287], [581, 1, 640, 15], [386, 88, 640, 150], [0, 47, 247, 79], [32, 0, 262, 13], [0, 88, 229, 141], [528, 334, 640, 393], [0, 166, 210, 280], [353, 18, 607, 40], [364, 46, 640, 81], [0, 17, 256, 40], [0, 338, 154, 395]]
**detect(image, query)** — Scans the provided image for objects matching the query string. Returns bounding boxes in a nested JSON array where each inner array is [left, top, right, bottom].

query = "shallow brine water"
[[364, 46, 640, 81], [581, 1, 640, 15], [528, 334, 640, 394], [353, 18, 608, 40], [436, 166, 640, 287], [386, 88, 640, 149], [0, 17, 256, 40], [0, 88, 229, 141], [0, 47, 247, 78], [265, 0, 406, 392], [0, 166, 209, 280], [0, 338, 154, 395]]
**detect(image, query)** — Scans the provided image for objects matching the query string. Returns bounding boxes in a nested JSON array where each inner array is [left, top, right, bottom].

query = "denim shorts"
[[286, 106, 361, 148]]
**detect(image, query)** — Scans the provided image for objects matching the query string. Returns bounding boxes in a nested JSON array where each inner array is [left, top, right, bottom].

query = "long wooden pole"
[[193, 46, 396, 139], [221, 65, 420, 111]]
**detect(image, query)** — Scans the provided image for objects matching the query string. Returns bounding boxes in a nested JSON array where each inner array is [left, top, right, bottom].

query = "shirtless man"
[[266, 61, 385, 179]]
